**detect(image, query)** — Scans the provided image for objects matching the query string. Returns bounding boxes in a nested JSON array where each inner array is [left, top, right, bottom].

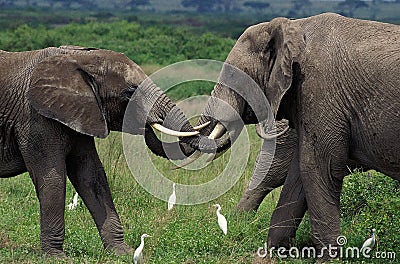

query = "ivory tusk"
[[257, 124, 289, 140], [151, 123, 199, 137], [171, 151, 202, 170], [192, 121, 211, 131], [170, 122, 226, 169], [205, 150, 227, 162], [209, 123, 226, 139], [202, 123, 227, 163]]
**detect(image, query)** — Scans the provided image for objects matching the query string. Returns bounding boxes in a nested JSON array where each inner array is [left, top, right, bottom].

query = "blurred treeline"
[[2, 0, 400, 21], [0, 21, 234, 66]]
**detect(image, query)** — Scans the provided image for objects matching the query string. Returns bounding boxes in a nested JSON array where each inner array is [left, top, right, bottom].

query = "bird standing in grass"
[[67, 192, 79, 210], [214, 204, 227, 235], [134, 234, 151, 264], [168, 183, 176, 211], [361, 228, 376, 253]]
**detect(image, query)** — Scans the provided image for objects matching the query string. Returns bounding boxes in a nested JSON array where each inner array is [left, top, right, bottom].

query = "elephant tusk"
[[192, 121, 211, 131], [170, 151, 202, 170], [202, 123, 227, 163], [170, 122, 226, 169], [257, 124, 289, 140], [151, 123, 199, 137], [205, 149, 227, 162], [209, 123, 226, 139]]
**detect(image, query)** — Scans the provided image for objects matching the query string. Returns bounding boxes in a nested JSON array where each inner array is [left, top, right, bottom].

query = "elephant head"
[[195, 18, 305, 153], [26, 46, 218, 158]]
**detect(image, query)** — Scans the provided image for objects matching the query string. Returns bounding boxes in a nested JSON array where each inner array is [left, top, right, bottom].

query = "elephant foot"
[[42, 248, 67, 258], [267, 228, 296, 249], [106, 242, 134, 255]]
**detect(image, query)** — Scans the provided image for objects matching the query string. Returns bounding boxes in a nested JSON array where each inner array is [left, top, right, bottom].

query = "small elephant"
[[193, 13, 400, 258], [0, 46, 213, 256]]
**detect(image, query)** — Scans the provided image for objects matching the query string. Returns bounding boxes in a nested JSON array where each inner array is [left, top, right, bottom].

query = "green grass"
[[0, 6, 399, 263], [0, 128, 399, 263]]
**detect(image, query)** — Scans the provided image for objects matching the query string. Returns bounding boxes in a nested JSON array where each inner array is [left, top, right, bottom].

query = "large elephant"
[[193, 13, 400, 257], [0, 46, 218, 256]]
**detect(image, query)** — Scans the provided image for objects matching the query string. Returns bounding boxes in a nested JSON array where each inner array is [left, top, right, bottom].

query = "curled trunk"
[[137, 83, 234, 159]]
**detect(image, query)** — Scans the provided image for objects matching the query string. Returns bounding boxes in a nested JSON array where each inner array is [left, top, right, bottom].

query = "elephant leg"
[[237, 128, 297, 212], [236, 141, 280, 212], [66, 136, 132, 255], [299, 132, 347, 259], [267, 145, 307, 248], [24, 153, 68, 256]]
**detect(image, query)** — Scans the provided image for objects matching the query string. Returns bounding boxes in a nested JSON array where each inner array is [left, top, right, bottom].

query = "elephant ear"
[[266, 18, 305, 117], [27, 54, 109, 138]]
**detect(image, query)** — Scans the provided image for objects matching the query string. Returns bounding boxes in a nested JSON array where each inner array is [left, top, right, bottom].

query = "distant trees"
[[288, 0, 312, 18], [181, 0, 218, 12], [38, 0, 150, 10], [243, 1, 270, 14], [181, 0, 239, 13], [0, 0, 14, 7], [61, 0, 96, 9], [337, 0, 369, 17], [115, 0, 150, 10]]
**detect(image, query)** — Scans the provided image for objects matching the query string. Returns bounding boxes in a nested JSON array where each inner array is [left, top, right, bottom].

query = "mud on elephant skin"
[[0, 45, 215, 256], [193, 13, 400, 258]]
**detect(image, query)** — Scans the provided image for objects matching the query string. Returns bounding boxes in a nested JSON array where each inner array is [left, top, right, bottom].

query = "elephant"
[[192, 13, 400, 258], [235, 120, 309, 249], [236, 120, 365, 249], [236, 120, 297, 212], [0, 45, 220, 257]]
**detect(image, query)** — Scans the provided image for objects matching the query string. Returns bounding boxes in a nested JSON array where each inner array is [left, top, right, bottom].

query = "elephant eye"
[[121, 85, 138, 99]]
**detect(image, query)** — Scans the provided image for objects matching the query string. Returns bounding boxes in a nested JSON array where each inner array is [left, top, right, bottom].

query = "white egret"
[[214, 204, 227, 235], [361, 228, 376, 253], [67, 192, 79, 210], [168, 183, 176, 211], [134, 234, 151, 264]]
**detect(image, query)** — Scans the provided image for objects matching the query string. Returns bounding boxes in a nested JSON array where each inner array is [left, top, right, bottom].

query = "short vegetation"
[[0, 3, 399, 263]]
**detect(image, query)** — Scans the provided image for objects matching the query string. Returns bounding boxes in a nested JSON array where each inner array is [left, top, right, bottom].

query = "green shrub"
[[340, 170, 400, 257]]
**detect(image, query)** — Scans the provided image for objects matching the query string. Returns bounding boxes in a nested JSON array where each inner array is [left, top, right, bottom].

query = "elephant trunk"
[[190, 81, 247, 155], [137, 82, 229, 159]]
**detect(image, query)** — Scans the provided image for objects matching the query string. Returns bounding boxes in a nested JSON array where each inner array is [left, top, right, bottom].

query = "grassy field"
[[0, 5, 399, 263], [0, 127, 399, 263]]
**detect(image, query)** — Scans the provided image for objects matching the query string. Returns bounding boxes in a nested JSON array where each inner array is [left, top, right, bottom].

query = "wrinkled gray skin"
[[237, 120, 297, 212], [0, 46, 215, 256], [236, 121, 308, 249], [195, 13, 400, 258], [237, 120, 364, 249]]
